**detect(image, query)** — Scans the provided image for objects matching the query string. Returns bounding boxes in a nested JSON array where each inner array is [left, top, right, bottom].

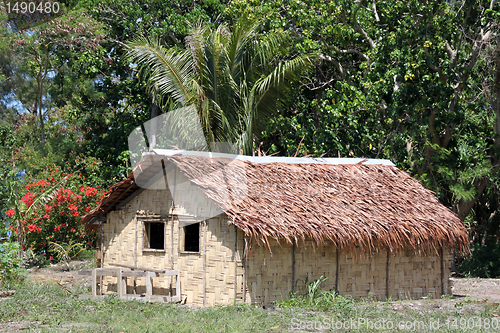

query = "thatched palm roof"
[[82, 152, 469, 254]]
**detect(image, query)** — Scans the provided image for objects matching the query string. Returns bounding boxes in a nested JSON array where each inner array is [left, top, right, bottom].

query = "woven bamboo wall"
[[244, 239, 452, 305], [244, 239, 293, 305], [102, 165, 243, 306]]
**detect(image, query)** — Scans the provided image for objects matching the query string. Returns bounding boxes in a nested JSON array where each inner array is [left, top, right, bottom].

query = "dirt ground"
[[26, 261, 500, 303], [451, 277, 500, 303], [27, 260, 93, 289]]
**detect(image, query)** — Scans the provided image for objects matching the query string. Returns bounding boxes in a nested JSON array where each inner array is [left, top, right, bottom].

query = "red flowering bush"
[[6, 167, 109, 259]]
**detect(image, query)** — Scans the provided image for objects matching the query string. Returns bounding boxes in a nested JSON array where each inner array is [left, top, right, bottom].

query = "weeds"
[[277, 275, 354, 313], [0, 242, 26, 288]]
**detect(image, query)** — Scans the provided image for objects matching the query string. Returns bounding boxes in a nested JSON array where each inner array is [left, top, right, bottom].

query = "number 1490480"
[[5, 1, 59, 14]]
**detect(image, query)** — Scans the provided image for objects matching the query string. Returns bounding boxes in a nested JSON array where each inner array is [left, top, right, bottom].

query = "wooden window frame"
[[142, 220, 166, 253], [179, 222, 201, 254]]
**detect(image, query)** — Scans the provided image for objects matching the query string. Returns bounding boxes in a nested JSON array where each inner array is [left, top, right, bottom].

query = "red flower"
[[70, 228, 76, 232], [42, 214, 50, 219], [26, 224, 37, 232], [85, 187, 96, 196], [5, 209, 15, 217], [44, 205, 52, 212], [87, 241, 92, 245], [37, 180, 50, 187], [26, 184, 36, 190], [71, 211, 79, 217], [67, 203, 78, 211], [49, 256, 53, 260], [21, 192, 35, 207]]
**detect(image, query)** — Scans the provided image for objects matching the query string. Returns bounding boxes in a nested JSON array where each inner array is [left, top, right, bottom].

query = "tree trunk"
[[149, 102, 159, 151], [37, 70, 46, 156], [454, 177, 489, 221]]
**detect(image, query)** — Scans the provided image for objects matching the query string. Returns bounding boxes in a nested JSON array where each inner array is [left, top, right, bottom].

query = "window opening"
[[183, 223, 200, 252], [144, 222, 165, 250]]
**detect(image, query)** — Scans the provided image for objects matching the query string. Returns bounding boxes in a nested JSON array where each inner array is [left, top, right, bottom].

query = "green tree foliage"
[[76, 0, 228, 177], [126, 15, 316, 153], [0, 241, 25, 288], [247, 0, 500, 243]]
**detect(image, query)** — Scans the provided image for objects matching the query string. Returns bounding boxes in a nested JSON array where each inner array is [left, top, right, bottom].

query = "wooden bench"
[[78, 263, 181, 303]]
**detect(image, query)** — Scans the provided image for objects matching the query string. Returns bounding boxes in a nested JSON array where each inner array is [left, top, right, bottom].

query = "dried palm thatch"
[[82, 153, 469, 254]]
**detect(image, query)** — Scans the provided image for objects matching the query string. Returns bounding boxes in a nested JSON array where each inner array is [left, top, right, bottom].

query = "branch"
[[321, 39, 370, 62], [319, 53, 352, 85], [372, 0, 380, 22], [352, 0, 377, 50], [301, 76, 337, 91], [423, 47, 448, 83]]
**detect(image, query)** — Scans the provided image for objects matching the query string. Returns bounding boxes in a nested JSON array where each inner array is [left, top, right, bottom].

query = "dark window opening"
[[145, 222, 165, 250], [183, 223, 199, 252]]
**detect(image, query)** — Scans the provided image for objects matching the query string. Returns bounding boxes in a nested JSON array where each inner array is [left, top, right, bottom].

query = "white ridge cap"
[[148, 149, 395, 166]]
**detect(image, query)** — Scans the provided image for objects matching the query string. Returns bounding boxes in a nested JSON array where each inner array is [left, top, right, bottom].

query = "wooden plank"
[[234, 225, 238, 303], [121, 271, 149, 278], [78, 270, 92, 276], [168, 163, 176, 297], [203, 220, 207, 307], [95, 268, 120, 276], [145, 272, 154, 302], [243, 235, 247, 303], [176, 273, 181, 303], [134, 216, 138, 294], [440, 247, 444, 296], [335, 247, 339, 292], [117, 269, 123, 298], [100, 222, 104, 295], [109, 262, 167, 273], [386, 249, 390, 300], [292, 242, 296, 293], [92, 269, 97, 297], [159, 270, 180, 277]]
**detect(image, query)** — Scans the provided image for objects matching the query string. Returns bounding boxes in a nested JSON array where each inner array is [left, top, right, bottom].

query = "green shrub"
[[277, 275, 354, 313], [5, 166, 108, 261], [0, 242, 26, 288], [458, 242, 500, 278]]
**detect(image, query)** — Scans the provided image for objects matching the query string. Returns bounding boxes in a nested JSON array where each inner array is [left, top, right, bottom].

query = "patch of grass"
[[74, 249, 96, 260], [0, 279, 499, 332], [277, 275, 354, 314]]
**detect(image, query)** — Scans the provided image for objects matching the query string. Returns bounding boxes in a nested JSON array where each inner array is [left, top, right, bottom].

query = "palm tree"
[[125, 16, 317, 154]]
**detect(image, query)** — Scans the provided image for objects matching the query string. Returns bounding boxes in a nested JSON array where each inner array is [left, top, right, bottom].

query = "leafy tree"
[[251, 0, 499, 227], [75, 0, 228, 177], [126, 15, 316, 153]]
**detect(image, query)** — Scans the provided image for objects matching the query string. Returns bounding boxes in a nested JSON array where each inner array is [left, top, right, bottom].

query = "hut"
[[81, 150, 468, 306]]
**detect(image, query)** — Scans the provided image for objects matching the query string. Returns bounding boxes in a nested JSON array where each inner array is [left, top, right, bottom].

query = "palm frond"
[[125, 35, 195, 106], [22, 175, 71, 218], [253, 52, 318, 106]]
